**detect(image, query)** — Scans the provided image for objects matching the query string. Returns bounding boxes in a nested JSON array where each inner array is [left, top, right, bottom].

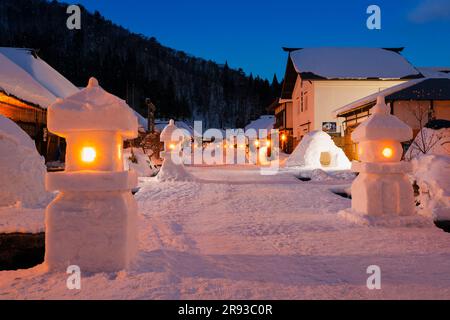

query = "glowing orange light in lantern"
[[382, 147, 393, 158], [266, 140, 271, 147], [254, 140, 260, 147], [81, 147, 96, 163], [281, 134, 286, 141], [169, 143, 176, 150]]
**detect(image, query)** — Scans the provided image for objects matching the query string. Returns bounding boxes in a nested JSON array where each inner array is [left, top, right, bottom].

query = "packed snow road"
[[1, 165, 449, 299]]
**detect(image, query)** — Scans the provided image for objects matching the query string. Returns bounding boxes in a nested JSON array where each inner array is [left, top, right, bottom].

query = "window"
[[296, 97, 300, 114], [300, 92, 304, 112], [304, 93, 308, 111]]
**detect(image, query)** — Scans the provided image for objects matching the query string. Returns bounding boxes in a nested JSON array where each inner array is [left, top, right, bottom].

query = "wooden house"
[[0, 47, 78, 161], [278, 47, 422, 149], [334, 75, 450, 160]]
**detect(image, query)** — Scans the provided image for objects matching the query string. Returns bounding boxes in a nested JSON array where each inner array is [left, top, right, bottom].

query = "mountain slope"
[[0, 0, 280, 128]]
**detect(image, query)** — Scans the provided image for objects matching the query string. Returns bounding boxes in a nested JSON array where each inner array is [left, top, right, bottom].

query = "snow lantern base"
[[350, 161, 415, 217], [338, 208, 431, 227], [45, 171, 138, 273]]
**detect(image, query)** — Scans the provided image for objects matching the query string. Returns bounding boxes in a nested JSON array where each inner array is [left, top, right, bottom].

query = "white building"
[[279, 47, 422, 145]]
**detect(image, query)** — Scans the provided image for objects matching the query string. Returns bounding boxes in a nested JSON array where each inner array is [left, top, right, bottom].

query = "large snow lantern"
[[45, 77, 139, 272], [350, 96, 414, 216]]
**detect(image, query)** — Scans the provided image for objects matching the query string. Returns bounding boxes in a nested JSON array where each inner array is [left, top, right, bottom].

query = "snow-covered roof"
[[333, 79, 426, 116], [289, 48, 421, 80], [0, 47, 79, 108], [244, 115, 275, 134], [334, 76, 450, 117], [417, 67, 450, 79]]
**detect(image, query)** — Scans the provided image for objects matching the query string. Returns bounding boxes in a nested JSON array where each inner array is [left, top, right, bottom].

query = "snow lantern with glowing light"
[[350, 95, 414, 217], [160, 119, 179, 154], [44, 77, 139, 272], [157, 119, 193, 181]]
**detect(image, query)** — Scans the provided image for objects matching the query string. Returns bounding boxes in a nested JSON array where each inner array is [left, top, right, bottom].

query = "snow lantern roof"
[[156, 119, 193, 137], [48, 77, 138, 139], [289, 47, 422, 80], [160, 119, 179, 142], [351, 96, 412, 143], [0, 47, 79, 108]]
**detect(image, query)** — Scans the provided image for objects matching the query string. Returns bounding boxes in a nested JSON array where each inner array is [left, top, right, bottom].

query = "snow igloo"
[[286, 130, 351, 169], [0, 115, 50, 208]]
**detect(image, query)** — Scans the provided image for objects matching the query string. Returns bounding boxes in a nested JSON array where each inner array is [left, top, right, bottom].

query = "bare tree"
[[406, 103, 448, 160]]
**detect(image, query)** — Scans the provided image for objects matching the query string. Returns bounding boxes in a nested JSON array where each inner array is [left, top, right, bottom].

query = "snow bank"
[[123, 147, 158, 177], [286, 130, 351, 169], [0, 205, 44, 233], [412, 154, 450, 221], [0, 115, 51, 208]]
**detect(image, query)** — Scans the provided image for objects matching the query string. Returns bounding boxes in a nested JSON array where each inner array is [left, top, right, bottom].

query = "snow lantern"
[[157, 119, 193, 181], [350, 96, 414, 216], [44, 77, 139, 272], [160, 119, 179, 155]]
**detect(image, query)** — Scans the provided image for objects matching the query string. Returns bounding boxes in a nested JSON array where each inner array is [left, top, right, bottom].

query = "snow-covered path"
[[1, 165, 449, 299]]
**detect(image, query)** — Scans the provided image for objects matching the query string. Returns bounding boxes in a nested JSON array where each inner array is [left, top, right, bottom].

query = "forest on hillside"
[[0, 0, 281, 128]]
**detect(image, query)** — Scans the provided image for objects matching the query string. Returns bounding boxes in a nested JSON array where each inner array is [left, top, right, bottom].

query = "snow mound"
[[286, 130, 351, 169], [310, 169, 335, 181], [157, 159, 195, 182], [123, 148, 158, 177], [412, 154, 450, 221], [0, 115, 51, 208]]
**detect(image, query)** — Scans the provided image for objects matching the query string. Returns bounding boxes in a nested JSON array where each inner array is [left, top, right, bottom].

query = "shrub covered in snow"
[[123, 147, 158, 177], [412, 154, 450, 221], [406, 124, 450, 221], [0, 115, 51, 208]]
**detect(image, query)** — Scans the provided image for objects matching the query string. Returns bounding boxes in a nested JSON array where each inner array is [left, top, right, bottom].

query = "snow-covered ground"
[[1, 165, 450, 299]]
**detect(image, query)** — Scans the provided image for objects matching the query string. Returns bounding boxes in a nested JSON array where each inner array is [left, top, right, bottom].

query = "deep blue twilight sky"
[[72, 0, 450, 80]]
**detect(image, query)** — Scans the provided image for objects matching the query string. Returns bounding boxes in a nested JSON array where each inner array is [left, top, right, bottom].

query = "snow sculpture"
[[350, 96, 414, 217], [0, 115, 50, 208], [44, 77, 139, 272], [285, 130, 351, 169], [157, 119, 193, 181]]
